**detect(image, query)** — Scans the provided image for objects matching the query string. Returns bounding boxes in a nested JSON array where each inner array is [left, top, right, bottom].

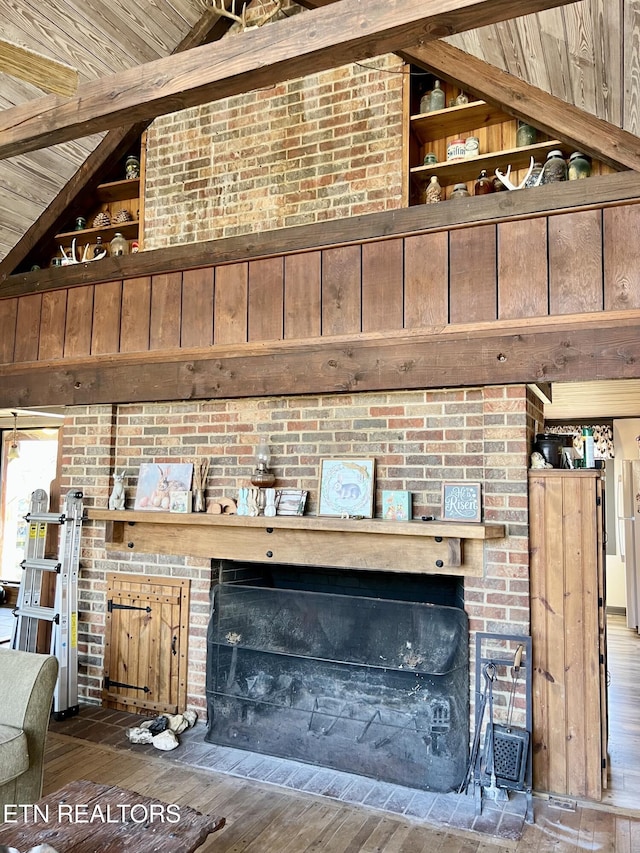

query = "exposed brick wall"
[[143, 0, 405, 249], [64, 386, 537, 715]]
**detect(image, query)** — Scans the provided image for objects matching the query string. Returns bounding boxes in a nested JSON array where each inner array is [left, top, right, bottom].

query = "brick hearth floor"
[[49, 704, 528, 841]]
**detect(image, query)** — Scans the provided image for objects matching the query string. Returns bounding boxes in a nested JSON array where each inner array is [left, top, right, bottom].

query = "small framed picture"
[[382, 490, 412, 522], [169, 490, 191, 513], [318, 458, 375, 518], [134, 462, 194, 511], [441, 482, 481, 523], [276, 489, 308, 516]]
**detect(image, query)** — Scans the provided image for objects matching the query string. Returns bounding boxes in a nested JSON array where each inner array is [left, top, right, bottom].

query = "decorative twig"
[[193, 458, 210, 490]]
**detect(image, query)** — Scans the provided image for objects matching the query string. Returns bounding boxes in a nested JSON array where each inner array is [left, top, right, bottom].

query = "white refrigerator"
[[618, 460, 640, 632]]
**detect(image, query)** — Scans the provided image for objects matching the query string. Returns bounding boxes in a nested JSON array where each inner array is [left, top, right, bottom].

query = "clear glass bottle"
[[541, 149, 567, 184], [93, 235, 106, 257], [450, 183, 470, 199], [525, 161, 544, 188], [110, 232, 128, 256], [516, 120, 537, 147], [568, 152, 591, 180], [125, 155, 140, 180], [454, 90, 469, 106], [429, 80, 445, 112]]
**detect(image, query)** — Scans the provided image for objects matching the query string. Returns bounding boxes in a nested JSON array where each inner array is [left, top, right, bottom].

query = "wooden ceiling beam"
[[401, 40, 640, 172], [0, 310, 639, 409], [0, 0, 580, 161], [0, 7, 237, 281]]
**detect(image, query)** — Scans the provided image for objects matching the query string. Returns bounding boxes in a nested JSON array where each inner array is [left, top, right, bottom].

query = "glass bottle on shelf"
[[110, 232, 129, 256], [525, 161, 544, 188], [541, 149, 567, 183], [516, 120, 537, 147], [568, 152, 591, 180], [474, 169, 494, 195], [93, 236, 106, 257], [450, 183, 470, 199], [454, 90, 469, 106], [425, 175, 442, 204], [125, 155, 140, 180], [419, 88, 432, 114], [429, 80, 445, 112]]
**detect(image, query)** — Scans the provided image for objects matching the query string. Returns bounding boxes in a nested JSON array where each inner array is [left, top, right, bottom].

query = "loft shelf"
[[55, 221, 139, 243], [96, 178, 140, 204], [409, 140, 562, 186], [410, 101, 508, 145]]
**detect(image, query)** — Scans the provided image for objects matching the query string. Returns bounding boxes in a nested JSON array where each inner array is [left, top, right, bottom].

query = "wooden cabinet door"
[[103, 573, 190, 715], [529, 470, 607, 800]]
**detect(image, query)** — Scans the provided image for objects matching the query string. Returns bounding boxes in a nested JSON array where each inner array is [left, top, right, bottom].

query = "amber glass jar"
[[474, 170, 494, 195]]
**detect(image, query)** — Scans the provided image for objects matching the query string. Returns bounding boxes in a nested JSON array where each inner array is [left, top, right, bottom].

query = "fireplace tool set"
[[460, 633, 533, 824]]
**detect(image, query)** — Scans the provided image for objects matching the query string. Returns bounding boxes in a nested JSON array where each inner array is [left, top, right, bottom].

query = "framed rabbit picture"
[[318, 458, 375, 518], [134, 462, 194, 511]]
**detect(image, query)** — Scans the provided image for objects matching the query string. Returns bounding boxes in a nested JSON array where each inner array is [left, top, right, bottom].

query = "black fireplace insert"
[[206, 583, 469, 791]]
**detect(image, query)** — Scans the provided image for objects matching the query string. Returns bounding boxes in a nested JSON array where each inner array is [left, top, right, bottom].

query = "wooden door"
[[103, 573, 190, 715], [529, 470, 607, 800]]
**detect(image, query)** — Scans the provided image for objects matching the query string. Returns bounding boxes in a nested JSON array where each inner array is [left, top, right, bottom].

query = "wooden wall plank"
[[39, 290, 68, 361], [64, 286, 94, 358], [0, 298, 18, 363], [248, 257, 284, 342], [120, 277, 151, 354], [362, 239, 403, 332], [549, 210, 603, 314], [284, 252, 321, 340], [321, 245, 361, 336], [92, 281, 122, 355], [404, 232, 448, 327], [150, 272, 182, 351], [603, 205, 640, 310], [14, 294, 42, 363], [498, 218, 548, 319], [181, 267, 214, 349], [449, 224, 497, 323], [214, 263, 248, 345]]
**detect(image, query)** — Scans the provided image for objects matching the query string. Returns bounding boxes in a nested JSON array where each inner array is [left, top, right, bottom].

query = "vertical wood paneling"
[[321, 245, 361, 336], [623, 0, 640, 133], [91, 281, 122, 355], [120, 277, 151, 354], [214, 263, 248, 345], [150, 272, 182, 351], [549, 210, 603, 314], [14, 294, 42, 362], [603, 205, 640, 310], [64, 286, 94, 357], [39, 290, 68, 361], [404, 232, 448, 328], [361, 239, 403, 332], [181, 267, 214, 348], [248, 257, 284, 342], [284, 252, 321, 340], [529, 471, 605, 801], [449, 225, 497, 324], [498, 218, 548, 319], [0, 298, 18, 363]]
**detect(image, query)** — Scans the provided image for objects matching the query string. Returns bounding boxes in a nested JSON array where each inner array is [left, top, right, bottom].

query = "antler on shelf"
[[59, 238, 107, 265], [494, 156, 545, 192], [210, 0, 282, 30]]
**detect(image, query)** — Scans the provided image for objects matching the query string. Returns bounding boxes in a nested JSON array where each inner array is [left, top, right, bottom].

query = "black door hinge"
[[107, 600, 152, 613], [104, 676, 150, 693]]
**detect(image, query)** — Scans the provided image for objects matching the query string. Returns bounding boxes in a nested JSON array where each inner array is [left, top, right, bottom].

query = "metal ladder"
[[11, 488, 84, 721]]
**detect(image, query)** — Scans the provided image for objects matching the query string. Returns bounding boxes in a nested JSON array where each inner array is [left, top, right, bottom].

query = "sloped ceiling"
[[0, 0, 635, 265]]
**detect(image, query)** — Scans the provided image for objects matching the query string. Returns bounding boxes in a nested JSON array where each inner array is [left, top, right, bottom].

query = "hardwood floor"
[[39, 729, 639, 852], [603, 614, 640, 811]]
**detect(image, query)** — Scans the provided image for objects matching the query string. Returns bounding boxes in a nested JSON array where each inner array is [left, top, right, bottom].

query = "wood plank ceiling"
[[0, 0, 635, 266]]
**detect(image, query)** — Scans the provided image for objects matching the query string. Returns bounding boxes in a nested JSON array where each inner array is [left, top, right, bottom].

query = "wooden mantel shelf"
[[87, 509, 505, 577]]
